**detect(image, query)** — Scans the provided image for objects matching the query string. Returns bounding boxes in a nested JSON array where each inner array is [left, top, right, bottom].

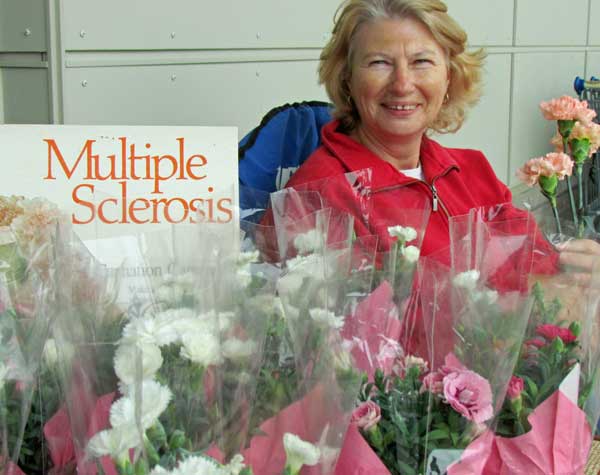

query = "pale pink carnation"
[[11, 198, 60, 245], [403, 355, 428, 373], [443, 370, 494, 423], [540, 95, 595, 122], [550, 133, 565, 153], [575, 101, 597, 124], [351, 400, 381, 431], [516, 153, 572, 186], [570, 121, 600, 155], [507, 376, 524, 401], [546, 152, 573, 179], [516, 158, 546, 186], [0, 195, 24, 228], [376, 338, 404, 372]]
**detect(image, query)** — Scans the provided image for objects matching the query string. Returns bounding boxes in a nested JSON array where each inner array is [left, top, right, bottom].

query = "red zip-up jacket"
[[282, 120, 559, 276]]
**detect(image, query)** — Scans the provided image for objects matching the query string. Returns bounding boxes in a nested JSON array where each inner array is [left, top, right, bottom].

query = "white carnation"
[[109, 380, 172, 430], [172, 455, 225, 475], [156, 284, 184, 306], [401, 245, 420, 263], [180, 332, 223, 366], [387, 225, 417, 243], [309, 308, 345, 330], [223, 454, 246, 475], [237, 250, 259, 267], [149, 466, 171, 475], [236, 267, 253, 288], [114, 343, 163, 386], [452, 270, 480, 291], [87, 427, 141, 460], [473, 289, 498, 305], [121, 315, 180, 348], [42, 338, 59, 367], [222, 338, 257, 361], [283, 433, 321, 474], [293, 229, 324, 255]]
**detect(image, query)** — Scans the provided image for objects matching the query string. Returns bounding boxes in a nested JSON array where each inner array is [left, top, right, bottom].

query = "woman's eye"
[[369, 59, 389, 66], [414, 58, 433, 66]]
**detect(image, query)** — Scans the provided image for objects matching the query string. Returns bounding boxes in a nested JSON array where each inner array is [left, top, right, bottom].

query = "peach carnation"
[[516, 153, 572, 186], [570, 121, 600, 155], [550, 133, 564, 153], [0, 195, 24, 228], [540, 95, 596, 123]]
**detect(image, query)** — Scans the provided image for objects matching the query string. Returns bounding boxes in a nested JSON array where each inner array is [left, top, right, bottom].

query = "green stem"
[[551, 202, 562, 235], [577, 164, 584, 213], [563, 137, 579, 227], [565, 175, 579, 226]]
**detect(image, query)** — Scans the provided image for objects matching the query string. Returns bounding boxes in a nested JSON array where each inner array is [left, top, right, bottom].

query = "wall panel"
[[1, 68, 50, 123], [589, 0, 600, 45], [0, 0, 47, 52], [515, 0, 588, 46], [445, 0, 514, 46], [61, 0, 338, 51], [63, 60, 328, 137]]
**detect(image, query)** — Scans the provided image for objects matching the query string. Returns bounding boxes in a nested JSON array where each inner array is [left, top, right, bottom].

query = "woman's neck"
[[353, 127, 422, 170]]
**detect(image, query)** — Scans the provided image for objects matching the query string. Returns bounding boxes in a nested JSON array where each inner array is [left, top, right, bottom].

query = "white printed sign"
[[0, 125, 238, 234], [0, 125, 239, 300]]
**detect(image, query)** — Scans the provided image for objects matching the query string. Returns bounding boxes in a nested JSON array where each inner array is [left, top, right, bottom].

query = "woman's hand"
[[557, 239, 600, 284]]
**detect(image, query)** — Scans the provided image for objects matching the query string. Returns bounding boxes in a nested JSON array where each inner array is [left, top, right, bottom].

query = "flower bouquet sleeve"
[[242, 217, 364, 475], [0, 226, 53, 475], [406, 206, 533, 474], [484, 261, 600, 475]]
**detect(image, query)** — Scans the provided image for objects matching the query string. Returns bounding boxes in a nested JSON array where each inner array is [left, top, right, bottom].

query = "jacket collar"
[[321, 120, 460, 188]]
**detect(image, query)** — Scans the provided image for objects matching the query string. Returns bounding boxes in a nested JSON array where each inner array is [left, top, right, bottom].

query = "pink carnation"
[[443, 369, 494, 423], [525, 337, 546, 348], [540, 95, 596, 123], [507, 376, 524, 401], [546, 152, 573, 178], [575, 101, 598, 124], [352, 400, 381, 431], [536, 323, 577, 344], [570, 121, 600, 155], [516, 153, 572, 186], [550, 133, 565, 153], [421, 371, 444, 395]]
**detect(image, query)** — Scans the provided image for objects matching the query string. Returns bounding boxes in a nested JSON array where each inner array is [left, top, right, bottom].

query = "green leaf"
[[426, 429, 450, 441]]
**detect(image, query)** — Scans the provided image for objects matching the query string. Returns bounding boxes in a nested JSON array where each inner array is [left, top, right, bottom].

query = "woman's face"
[[349, 16, 449, 145]]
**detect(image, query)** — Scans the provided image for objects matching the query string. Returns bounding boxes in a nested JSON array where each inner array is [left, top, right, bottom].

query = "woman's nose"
[[389, 65, 415, 94]]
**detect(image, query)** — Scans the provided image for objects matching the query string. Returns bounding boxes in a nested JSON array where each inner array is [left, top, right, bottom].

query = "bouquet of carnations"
[[47, 214, 261, 474], [0, 196, 59, 475], [336, 204, 538, 475], [479, 264, 600, 474], [255, 190, 374, 474]]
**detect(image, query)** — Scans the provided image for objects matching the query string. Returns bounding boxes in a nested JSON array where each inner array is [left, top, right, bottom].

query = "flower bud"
[[551, 336, 565, 353], [169, 429, 187, 450], [146, 421, 167, 447], [569, 321, 581, 338]]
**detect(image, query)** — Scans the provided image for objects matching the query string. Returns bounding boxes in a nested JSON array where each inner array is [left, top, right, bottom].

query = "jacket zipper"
[[372, 166, 456, 218]]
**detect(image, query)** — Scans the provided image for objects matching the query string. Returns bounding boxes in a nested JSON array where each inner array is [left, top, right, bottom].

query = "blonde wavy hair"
[[319, 0, 486, 134]]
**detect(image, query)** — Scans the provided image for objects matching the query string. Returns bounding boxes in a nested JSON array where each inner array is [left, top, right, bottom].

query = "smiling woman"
[[279, 0, 561, 268]]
